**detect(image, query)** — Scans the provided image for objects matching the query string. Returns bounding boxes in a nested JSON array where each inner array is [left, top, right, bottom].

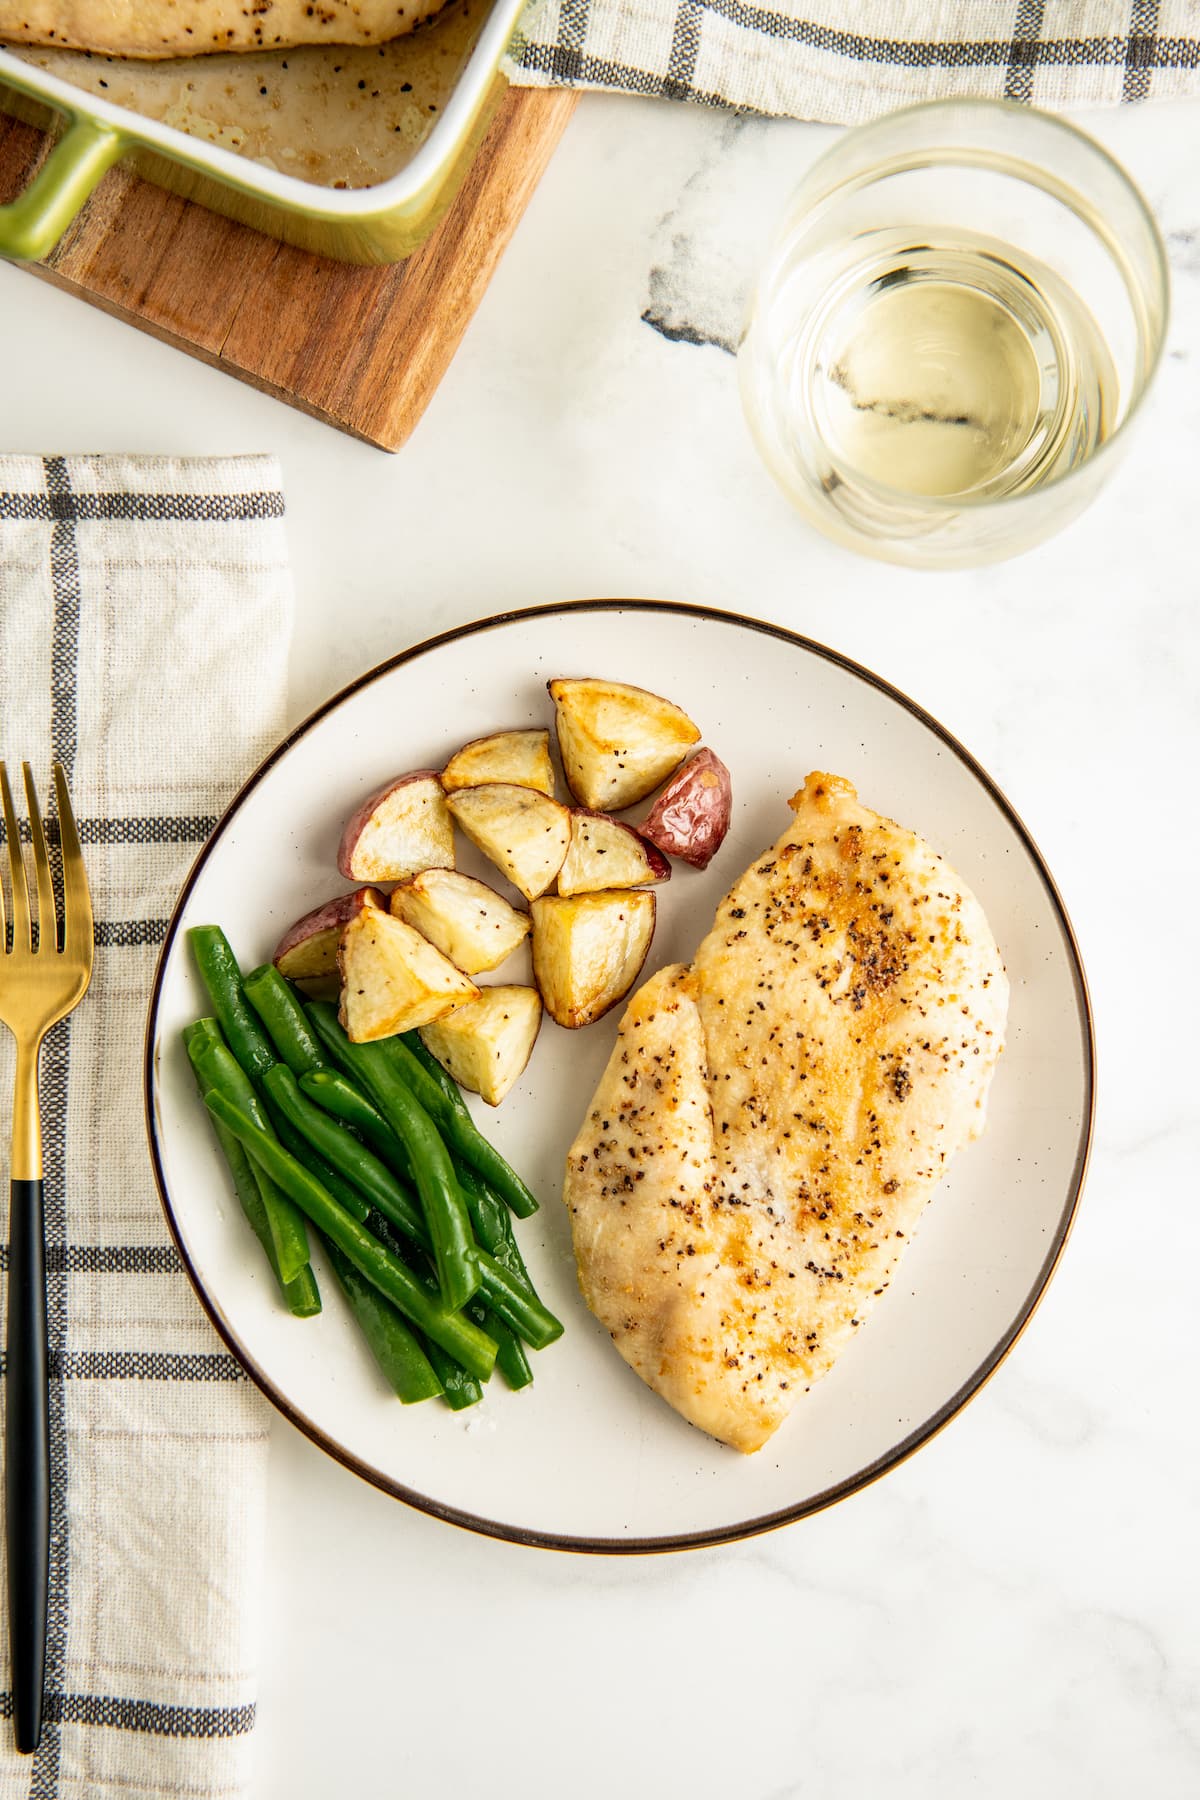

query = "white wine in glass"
[[739, 102, 1168, 568]]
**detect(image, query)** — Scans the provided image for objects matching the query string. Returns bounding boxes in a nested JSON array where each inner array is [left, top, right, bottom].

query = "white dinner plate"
[[145, 601, 1093, 1552]]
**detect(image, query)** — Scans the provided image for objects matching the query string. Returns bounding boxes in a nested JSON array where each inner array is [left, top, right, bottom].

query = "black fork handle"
[[5, 1176, 49, 1754]]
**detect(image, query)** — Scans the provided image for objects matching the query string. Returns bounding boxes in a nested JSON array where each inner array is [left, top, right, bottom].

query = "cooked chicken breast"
[[0, 0, 449, 58], [564, 773, 1008, 1453]]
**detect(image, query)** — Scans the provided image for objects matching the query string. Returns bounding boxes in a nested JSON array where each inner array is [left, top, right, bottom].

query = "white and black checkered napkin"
[[0, 455, 293, 1800], [506, 0, 1200, 120]]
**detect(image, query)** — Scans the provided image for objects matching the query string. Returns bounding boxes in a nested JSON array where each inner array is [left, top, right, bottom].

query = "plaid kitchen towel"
[[506, 0, 1200, 119], [0, 455, 291, 1800]]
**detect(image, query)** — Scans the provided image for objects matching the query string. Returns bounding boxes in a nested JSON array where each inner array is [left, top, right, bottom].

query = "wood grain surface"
[[0, 86, 576, 449]]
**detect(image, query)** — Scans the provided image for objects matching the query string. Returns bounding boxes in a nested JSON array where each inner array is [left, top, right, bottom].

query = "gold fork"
[[0, 763, 93, 1755]]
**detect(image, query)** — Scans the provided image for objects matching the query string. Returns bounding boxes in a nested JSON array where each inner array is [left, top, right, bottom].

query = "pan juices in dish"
[[564, 772, 1009, 1454], [2, 0, 487, 190]]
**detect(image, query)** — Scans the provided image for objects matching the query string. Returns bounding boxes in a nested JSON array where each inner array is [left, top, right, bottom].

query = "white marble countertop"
[[3, 87, 1199, 1798]]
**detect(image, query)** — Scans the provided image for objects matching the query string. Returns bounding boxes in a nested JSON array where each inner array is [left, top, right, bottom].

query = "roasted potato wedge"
[[531, 890, 656, 1029], [445, 783, 571, 903], [442, 729, 555, 798], [640, 749, 733, 870], [272, 887, 385, 998], [548, 677, 700, 812], [419, 985, 542, 1105], [338, 907, 478, 1042], [389, 868, 530, 975], [337, 771, 454, 885], [557, 810, 671, 897]]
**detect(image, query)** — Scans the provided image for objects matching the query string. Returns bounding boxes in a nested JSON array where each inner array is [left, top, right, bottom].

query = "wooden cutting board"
[[0, 85, 576, 450]]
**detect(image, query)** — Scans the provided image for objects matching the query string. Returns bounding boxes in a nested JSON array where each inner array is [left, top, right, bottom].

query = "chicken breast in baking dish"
[[564, 772, 1009, 1454], [0, 0, 451, 57]]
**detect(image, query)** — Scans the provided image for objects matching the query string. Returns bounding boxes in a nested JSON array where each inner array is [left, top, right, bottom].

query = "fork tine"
[[53, 764, 93, 965], [1, 760, 31, 953], [22, 765, 58, 956]]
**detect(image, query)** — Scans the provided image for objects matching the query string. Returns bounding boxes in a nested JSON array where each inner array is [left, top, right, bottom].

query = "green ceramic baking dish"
[[0, 0, 527, 265]]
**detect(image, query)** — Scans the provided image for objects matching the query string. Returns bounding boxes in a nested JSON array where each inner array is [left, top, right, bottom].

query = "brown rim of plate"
[[143, 598, 1096, 1557]]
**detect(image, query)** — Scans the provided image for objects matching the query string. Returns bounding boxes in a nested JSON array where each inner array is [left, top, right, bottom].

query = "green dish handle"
[[0, 116, 126, 262]]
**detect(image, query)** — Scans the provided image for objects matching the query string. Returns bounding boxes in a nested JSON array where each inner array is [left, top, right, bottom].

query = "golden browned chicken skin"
[[564, 773, 1009, 1453], [0, 0, 450, 58]]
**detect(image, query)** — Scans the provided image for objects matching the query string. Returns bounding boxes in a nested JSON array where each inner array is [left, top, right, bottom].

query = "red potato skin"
[[569, 810, 672, 882], [640, 750, 732, 870], [335, 770, 445, 882], [272, 887, 384, 967]]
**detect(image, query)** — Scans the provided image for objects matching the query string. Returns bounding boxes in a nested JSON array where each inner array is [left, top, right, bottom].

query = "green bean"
[[401, 1029, 471, 1116], [326, 1242, 442, 1404], [184, 1024, 311, 1286], [401, 1039, 538, 1280], [243, 964, 327, 1076], [282, 1273, 323, 1319], [184, 1020, 271, 1129], [298, 1069, 414, 1181], [477, 1260, 561, 1353], [205, 1091, 497, 1382], [264, 1065, 425, 1245], [188, 1044, 320, 1317], [300, 1078, 542, 1356], [476, 1306, 532, 1391], [302, 1071, 520, 1293], [381, 1028, 539, 1219], [208, 1114, 275, 1261], [355, 1216, 480, 1404], [287, 1065, 564, 1353], [216, 1127, 323, 1317], [457, 1165, 534, 1293], [184, 1014, 226, 1061], [304, 1007, 479, 1313], [387, 1241, 481, 1407], [187, 1011, 366, 1235], [422, 1338, 483, 1410], [188, 925, 277, 1082], [265, 1101, 371, 1225], [309, 1003, 535, 1216]]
